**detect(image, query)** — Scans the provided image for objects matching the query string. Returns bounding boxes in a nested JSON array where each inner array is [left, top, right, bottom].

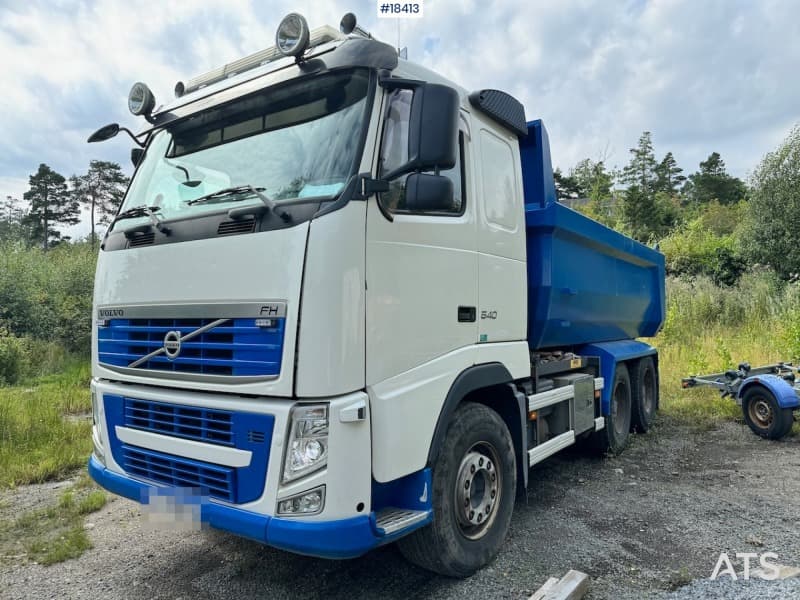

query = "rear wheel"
[[741, 386, 794, 440], [631, 357, 658, 432], [591, 363, 632, 454], [397, 402, 516, 578]]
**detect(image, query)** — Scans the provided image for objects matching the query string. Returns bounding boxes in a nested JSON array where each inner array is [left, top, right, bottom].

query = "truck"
[[87, 12, 666, 577]]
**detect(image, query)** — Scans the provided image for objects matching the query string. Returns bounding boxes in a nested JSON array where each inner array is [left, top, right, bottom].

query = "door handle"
[[458, 306, 476, 322]]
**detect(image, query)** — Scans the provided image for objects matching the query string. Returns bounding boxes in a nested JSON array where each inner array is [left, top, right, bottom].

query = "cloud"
[[1, 0, 798, 227]]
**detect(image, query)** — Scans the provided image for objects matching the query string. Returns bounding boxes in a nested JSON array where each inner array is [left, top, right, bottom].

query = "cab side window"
[[378, 89, 465, 215]]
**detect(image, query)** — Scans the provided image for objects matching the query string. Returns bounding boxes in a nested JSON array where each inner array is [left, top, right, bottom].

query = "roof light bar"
[[177, 25, 344, 97]]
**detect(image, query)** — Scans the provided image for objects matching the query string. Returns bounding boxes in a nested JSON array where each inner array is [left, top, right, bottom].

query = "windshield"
[[116, 69, 371, 227]]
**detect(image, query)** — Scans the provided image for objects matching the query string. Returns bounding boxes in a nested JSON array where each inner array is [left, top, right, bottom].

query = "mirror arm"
[[354, 172, 390, 200], [120, 127, 146, 148]]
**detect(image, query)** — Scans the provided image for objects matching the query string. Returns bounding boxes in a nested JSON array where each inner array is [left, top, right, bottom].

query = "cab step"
[[375, 508, 430, 536]]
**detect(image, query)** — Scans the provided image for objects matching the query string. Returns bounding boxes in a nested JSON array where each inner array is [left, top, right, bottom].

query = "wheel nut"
[[491, 490, 496, 499], [479, 457, 484, 467], [486, 503, 492, 513], [470, 465, 476, 474], [469, 510, 474, 520], [464, 498, 469, 507], [477, 513, 483, 522], [486, 461, 492, 470], [465, 480, 470, 489], [491, 473, 496, 482]]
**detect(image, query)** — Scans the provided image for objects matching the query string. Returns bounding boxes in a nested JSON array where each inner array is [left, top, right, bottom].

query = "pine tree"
[[685, 152, 747, 205], [22, 164, 80, 250], [654, 152, 686, 194], [620, 132, 658, 193], [71, 161, 129, 248]]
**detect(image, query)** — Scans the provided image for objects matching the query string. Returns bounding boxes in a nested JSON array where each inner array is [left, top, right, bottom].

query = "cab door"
[[365, 88, 477, 386]]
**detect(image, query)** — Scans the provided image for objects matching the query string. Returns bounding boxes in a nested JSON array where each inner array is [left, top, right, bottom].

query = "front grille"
[[217, 219, 256, 236], [97, 317, 284, 377], [124, 398, 233, 446], [122, 444, 235, 502]]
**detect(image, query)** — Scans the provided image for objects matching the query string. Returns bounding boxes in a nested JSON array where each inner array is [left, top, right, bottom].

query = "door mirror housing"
[[404, 173, 454, 213], [382, 81, 460, 180], [88, 123, 120, 143]]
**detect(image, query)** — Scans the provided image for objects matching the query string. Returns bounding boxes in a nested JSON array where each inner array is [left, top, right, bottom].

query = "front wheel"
[[397, 402, 516, 578], [741, 386, 794, 440]]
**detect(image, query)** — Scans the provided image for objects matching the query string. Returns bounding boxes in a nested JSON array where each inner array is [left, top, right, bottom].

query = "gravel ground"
[[1, 417, 798, 600]]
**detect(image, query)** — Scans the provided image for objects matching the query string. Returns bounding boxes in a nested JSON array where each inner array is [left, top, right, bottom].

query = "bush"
[[0, 241, 96, 358], [659, 215, 746, 285], [0, 334, 26, 385]]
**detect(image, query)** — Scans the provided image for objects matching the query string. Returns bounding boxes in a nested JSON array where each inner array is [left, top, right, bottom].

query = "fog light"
[[276, 13, 310, 58], [277, 485, 325, 516], [128, 81, 156, 117]]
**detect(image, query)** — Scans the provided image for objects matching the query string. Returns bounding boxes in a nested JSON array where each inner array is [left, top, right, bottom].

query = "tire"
[[630, 357, 658, 433], [397, 402, 516, 578], [741, 385, 794, 440], [591, 363, 632, 454]]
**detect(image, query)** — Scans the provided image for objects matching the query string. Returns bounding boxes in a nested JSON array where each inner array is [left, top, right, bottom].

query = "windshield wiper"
[[187, 185, 290, 222], [110, 205, 170, 235]]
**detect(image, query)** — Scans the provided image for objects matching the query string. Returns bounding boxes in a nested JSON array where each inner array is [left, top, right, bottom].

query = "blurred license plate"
[[141, 487, 208, 531]]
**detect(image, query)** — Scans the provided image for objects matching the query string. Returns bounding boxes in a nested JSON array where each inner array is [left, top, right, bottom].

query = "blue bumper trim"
[[88, 456, 384, 559]]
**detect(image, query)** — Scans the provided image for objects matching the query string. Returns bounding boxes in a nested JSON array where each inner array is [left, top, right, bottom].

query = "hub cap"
[[454, 442, 501, 540], [748, 396, 774, 428]]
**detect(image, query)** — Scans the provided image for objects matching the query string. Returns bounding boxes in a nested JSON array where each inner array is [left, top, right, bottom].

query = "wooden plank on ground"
[[529, 570, 589, 600]]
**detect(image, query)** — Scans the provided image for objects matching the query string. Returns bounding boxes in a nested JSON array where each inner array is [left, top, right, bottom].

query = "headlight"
[[282, 404, 328, 482]]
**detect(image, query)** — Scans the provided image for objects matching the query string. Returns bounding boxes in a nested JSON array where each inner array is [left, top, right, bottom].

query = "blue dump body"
[[520, 121, 666, 350]]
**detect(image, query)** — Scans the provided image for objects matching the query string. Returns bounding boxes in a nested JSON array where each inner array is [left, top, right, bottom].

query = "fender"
[[578, 340, 658, 415], [738, 374, 800, 409], [426, 363, 513, 465], [425, 362, 529, 490]]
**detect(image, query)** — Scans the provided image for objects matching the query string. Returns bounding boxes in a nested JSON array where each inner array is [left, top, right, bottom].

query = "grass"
[[0, 476, 106, 565], [651, 274, 800, 436], [0, 362, 93, 487]]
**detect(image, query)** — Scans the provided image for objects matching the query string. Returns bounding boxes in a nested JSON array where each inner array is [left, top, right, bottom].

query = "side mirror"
[[404, 173, 454, 213], [381, 81, 460, 180], [131, 148, 144, 167], [88, 123, 120, 143], [408, 83, 459, 173]]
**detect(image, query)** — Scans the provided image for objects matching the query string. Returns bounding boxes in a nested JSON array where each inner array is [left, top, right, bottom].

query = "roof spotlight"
[[128, 82, 155, 117], [276, 13, 310, 58], [340, 12, 357, 35]]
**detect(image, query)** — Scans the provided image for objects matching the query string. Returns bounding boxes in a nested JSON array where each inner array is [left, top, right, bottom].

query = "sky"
[[1, 0, 799, 237]]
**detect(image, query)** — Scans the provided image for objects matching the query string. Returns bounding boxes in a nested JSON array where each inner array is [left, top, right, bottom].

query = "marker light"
[[128, 82, 156, 117], [276, 13, 310, 58], [277, 486, 326, 516]]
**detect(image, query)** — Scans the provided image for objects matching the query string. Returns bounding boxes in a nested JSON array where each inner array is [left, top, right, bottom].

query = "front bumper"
[[88, 455, 381, 559]]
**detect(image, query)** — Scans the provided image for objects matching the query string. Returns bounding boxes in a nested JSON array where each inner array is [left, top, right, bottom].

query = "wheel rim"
[[642, 368, 655, 416], [454, 442, 501, 540], [748, 396, 774, 429], [613, 380, 630, 437]]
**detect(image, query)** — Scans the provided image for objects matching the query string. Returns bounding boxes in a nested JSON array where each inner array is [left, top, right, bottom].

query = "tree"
[[620, 132, 658, 193], [684, 152, 747, 205], [571, 158, 616, 225], [618, 132, 677, 241], [553, 168, 581, 200], [742, 126, 800, 278], [0, 196, 31, 243], [23, 164, 79, 250], [71, 161, 129, 248], [654, 152, 686, 194]]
